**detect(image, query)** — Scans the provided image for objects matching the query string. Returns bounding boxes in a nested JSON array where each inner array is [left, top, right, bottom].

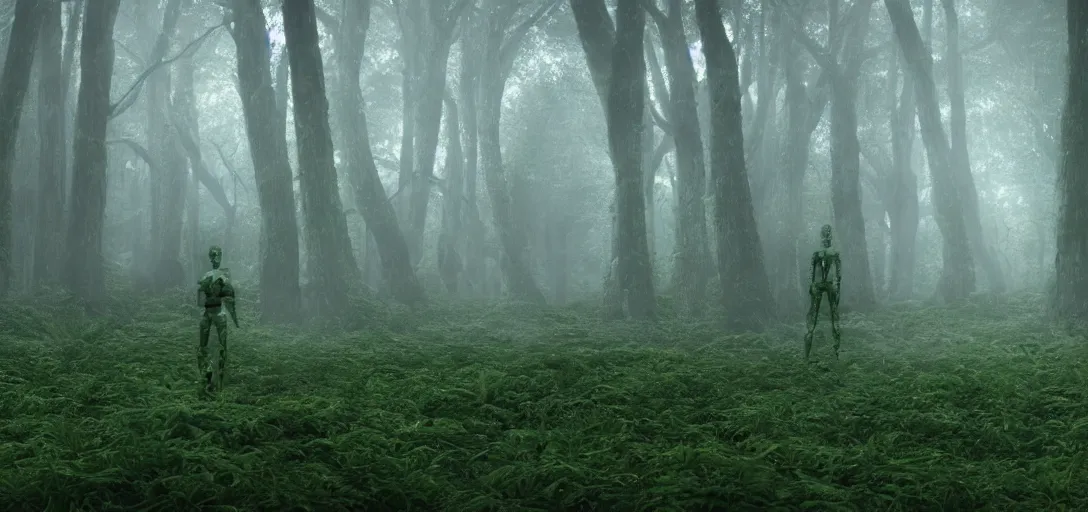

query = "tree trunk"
[[829, 0, 877, 311], [1054, 0, 1088, 321], [406, 1, 467, 263], [940, 0, 1006, 294], [695, 0, 774, 330], [439, 90, 465, 295], [282, 0, 361, 316], [885, 0, 974, 301], [886, 32, 920, 301], [459, 6, 487, 297], [229, 0, 302, 323], [0, 0, 44, 295], [60, 0, 82, 207], [477, 0, 550, 304], [769, 22, 830, 316], [333, 0, 425, 306], [647, 0, 711, 317], [65, 0, 121, 308], [605, 0, 655, 319], [34, 0, 65, 286], [141, 0, 188, 291]]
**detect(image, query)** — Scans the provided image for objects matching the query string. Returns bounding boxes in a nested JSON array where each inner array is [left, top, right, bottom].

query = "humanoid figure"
[[197, 245, 238, 392], [804, 224, 841, 361]]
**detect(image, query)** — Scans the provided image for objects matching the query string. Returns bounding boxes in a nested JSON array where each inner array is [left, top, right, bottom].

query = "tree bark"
[[0, 0, 45, 295], [282, 0, 361, 316], [142, 0, 188, 291], [940, 0, 1006, 294], [695, 0, 774, 330], [768, 15, 830, 316], [1054, 0, 1088, 321], [65, 0, 121, 309], [35, 1, 65, 286], [406, 0, 470, 263], [333, 0, 425, 306], [459, 5, 487, 297], [886, 32, 919, 301], [229, 0, 302, 323], [606, 0, 656, 319], [885, 0, 974, 301], [645, 0, 711, 317], [477, 0, 554, 304], [439, 90, 465, 295]]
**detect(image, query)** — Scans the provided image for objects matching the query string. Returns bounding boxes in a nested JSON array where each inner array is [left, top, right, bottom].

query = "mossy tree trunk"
[[1054, 0, 1088, 321], [885, 0, 975, 301], [65, 0, 121, 309], [281, 0, 362, 316], [228, 0, 302, 323], [694, 0, 774, 330]]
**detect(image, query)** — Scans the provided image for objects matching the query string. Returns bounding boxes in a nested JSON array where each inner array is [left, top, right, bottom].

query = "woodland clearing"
[[0, 291, 1085, 510]]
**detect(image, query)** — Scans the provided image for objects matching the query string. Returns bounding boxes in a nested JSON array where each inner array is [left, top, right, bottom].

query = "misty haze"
[[0, 0, 1086, 509]]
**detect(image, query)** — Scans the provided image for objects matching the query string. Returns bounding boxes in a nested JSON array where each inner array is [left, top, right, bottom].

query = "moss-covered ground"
[[1, 292, 1086, 510]]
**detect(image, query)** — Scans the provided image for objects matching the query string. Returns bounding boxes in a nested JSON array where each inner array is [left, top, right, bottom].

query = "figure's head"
[[820, 224, 833, 248], [208, 245, 223, 269]]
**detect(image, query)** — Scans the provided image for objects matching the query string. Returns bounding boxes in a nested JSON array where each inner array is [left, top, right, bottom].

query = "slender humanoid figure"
[[197, 245, 238, 392], [804, 224, 841, 361]]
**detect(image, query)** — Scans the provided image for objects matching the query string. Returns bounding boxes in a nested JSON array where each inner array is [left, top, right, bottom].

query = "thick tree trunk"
[[0, 0, 44, 295], [647, 0, 711, 317], [1054, 0, 1088, 321], [65, 0, 121, 308], [886, 35, 920, 301], [175, 52, 202, 281], [35, 1, 65, 286], [333, 0, 425, 306], [229, 0, 302, 323], [606, 0, 655, 318], [695, 0, 774, 330], [282, 0, 361, 316], [941, 0, 1006, 294], [885, 0, 974, 301]]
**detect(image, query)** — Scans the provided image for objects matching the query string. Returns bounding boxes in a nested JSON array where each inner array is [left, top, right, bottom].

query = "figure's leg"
[[198, 313, 213, 389], [828, 288, 841, 359], [804, 287, 824, 361], [213, 314, 229, 390]]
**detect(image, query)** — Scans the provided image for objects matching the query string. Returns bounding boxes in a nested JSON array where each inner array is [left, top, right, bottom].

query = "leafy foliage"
[[1, 293, 1086, 509]]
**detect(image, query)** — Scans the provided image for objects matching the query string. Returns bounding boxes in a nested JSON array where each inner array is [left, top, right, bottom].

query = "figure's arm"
[[809, 253, 818, 284], [221, 279, 239, 327], [833, 253, 842, 292]]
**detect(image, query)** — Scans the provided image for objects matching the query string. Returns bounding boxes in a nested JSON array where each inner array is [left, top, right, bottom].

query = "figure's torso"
[[812, 248, 839, 284], [199, 269, 230, 307]]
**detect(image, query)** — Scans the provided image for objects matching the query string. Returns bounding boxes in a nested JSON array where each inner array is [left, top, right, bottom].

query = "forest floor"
[[0, 289, 1086, 511]]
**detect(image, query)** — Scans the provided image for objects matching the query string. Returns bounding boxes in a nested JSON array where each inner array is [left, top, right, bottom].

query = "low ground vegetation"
[[0, 290, 1085, 510]]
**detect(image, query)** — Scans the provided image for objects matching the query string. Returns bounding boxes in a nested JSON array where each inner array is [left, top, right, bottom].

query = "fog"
[[0, 0, 1086, 508]]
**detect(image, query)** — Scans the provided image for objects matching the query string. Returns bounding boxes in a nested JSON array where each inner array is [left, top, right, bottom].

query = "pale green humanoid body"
[[804, 224, 842, 361], [197, 245, 238, 392]]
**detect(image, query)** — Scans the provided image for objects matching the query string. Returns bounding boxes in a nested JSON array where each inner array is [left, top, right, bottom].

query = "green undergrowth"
[[1, 291, 1087, 510]]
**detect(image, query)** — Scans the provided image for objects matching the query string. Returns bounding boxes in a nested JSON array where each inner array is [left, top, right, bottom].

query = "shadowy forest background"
[[0, 0, 1085, 324]]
